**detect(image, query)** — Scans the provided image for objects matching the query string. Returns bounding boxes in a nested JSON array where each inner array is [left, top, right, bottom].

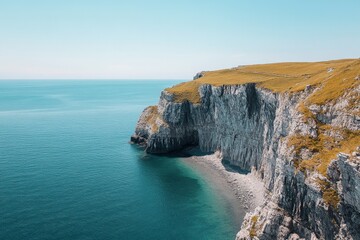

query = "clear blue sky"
[[0, 0, 359, 79]]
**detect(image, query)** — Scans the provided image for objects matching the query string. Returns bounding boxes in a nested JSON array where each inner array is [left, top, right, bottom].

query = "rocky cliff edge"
[[131, 59, 360, 240]]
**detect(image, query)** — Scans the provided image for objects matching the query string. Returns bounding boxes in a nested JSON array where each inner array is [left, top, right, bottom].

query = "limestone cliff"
[[131, 59, 360, 240]]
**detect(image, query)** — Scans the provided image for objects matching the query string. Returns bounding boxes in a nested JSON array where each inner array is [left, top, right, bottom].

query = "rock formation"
[[131, 59, 360, 239]]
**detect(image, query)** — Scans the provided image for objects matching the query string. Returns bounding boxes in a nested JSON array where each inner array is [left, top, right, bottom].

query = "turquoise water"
[[0, 80, 238, 240]]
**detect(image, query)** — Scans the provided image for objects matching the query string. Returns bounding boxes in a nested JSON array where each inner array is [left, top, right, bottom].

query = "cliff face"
[[131, 61, 360, 240]]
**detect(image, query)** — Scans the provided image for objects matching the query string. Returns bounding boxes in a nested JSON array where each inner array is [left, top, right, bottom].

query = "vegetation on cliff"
[[166, 59, 359, 104], [143, 106, 161, 132]]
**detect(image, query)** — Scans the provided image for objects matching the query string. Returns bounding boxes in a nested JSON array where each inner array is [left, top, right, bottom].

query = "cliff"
[[131, 59, 360, 239]]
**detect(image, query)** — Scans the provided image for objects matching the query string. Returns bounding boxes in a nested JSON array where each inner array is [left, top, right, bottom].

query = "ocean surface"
[[0, 80, 240, 240]]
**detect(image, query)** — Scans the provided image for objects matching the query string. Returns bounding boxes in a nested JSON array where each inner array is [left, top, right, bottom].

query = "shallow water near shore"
[[0, 80, 244, 240]]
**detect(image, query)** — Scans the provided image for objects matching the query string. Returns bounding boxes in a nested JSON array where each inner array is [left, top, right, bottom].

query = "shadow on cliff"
[[132, 144, 250, 175], [221, 159, 250, 174]]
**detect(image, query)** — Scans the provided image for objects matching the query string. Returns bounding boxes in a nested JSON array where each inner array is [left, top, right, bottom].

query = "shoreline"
[[181, 151, 266, 229]]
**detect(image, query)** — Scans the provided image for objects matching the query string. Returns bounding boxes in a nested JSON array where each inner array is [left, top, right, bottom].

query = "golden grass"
[[144, 106, 160, 132], [307, 60, 360, 105], [249, 215, 259, 238], [166, 81, 202, 103], [288, 134, 321, 156], [288, 127, 359, 208], [317, 179, 340, 208], [289, 127, 360, 176], [346, 92, 360, 112], [297, 102, 315, 122], [166, 59, 359, 103]]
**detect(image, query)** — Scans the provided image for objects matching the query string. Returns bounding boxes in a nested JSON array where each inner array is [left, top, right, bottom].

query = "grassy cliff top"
[[164, 59, 360, 208], [166, 59, 360, 103]]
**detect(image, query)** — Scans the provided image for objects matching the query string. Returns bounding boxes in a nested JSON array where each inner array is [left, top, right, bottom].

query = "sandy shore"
[[182, 150, 266, 228]]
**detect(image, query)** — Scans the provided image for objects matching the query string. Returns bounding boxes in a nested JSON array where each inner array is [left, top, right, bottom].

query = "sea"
[[0, 80, 239, 240]]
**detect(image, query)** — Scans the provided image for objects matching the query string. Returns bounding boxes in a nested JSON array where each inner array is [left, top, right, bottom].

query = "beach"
[[182, 151, 266, 228]]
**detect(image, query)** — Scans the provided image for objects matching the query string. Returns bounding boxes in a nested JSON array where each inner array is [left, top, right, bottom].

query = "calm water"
[[0, 80, 238, 240]]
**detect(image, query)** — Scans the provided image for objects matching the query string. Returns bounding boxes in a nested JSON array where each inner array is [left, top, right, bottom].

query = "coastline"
[[181, 150, 266, 229]]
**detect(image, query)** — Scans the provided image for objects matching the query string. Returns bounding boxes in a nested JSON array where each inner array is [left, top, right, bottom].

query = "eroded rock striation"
[[131, 60, 360, 240]]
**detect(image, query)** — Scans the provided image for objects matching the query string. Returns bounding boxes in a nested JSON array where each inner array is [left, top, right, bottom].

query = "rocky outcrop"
[[131, 81, 360, 239], [237, 152, 360, 240]]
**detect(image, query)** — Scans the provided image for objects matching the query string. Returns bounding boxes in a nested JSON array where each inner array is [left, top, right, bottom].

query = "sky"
[[0, 0, 359, 80]]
